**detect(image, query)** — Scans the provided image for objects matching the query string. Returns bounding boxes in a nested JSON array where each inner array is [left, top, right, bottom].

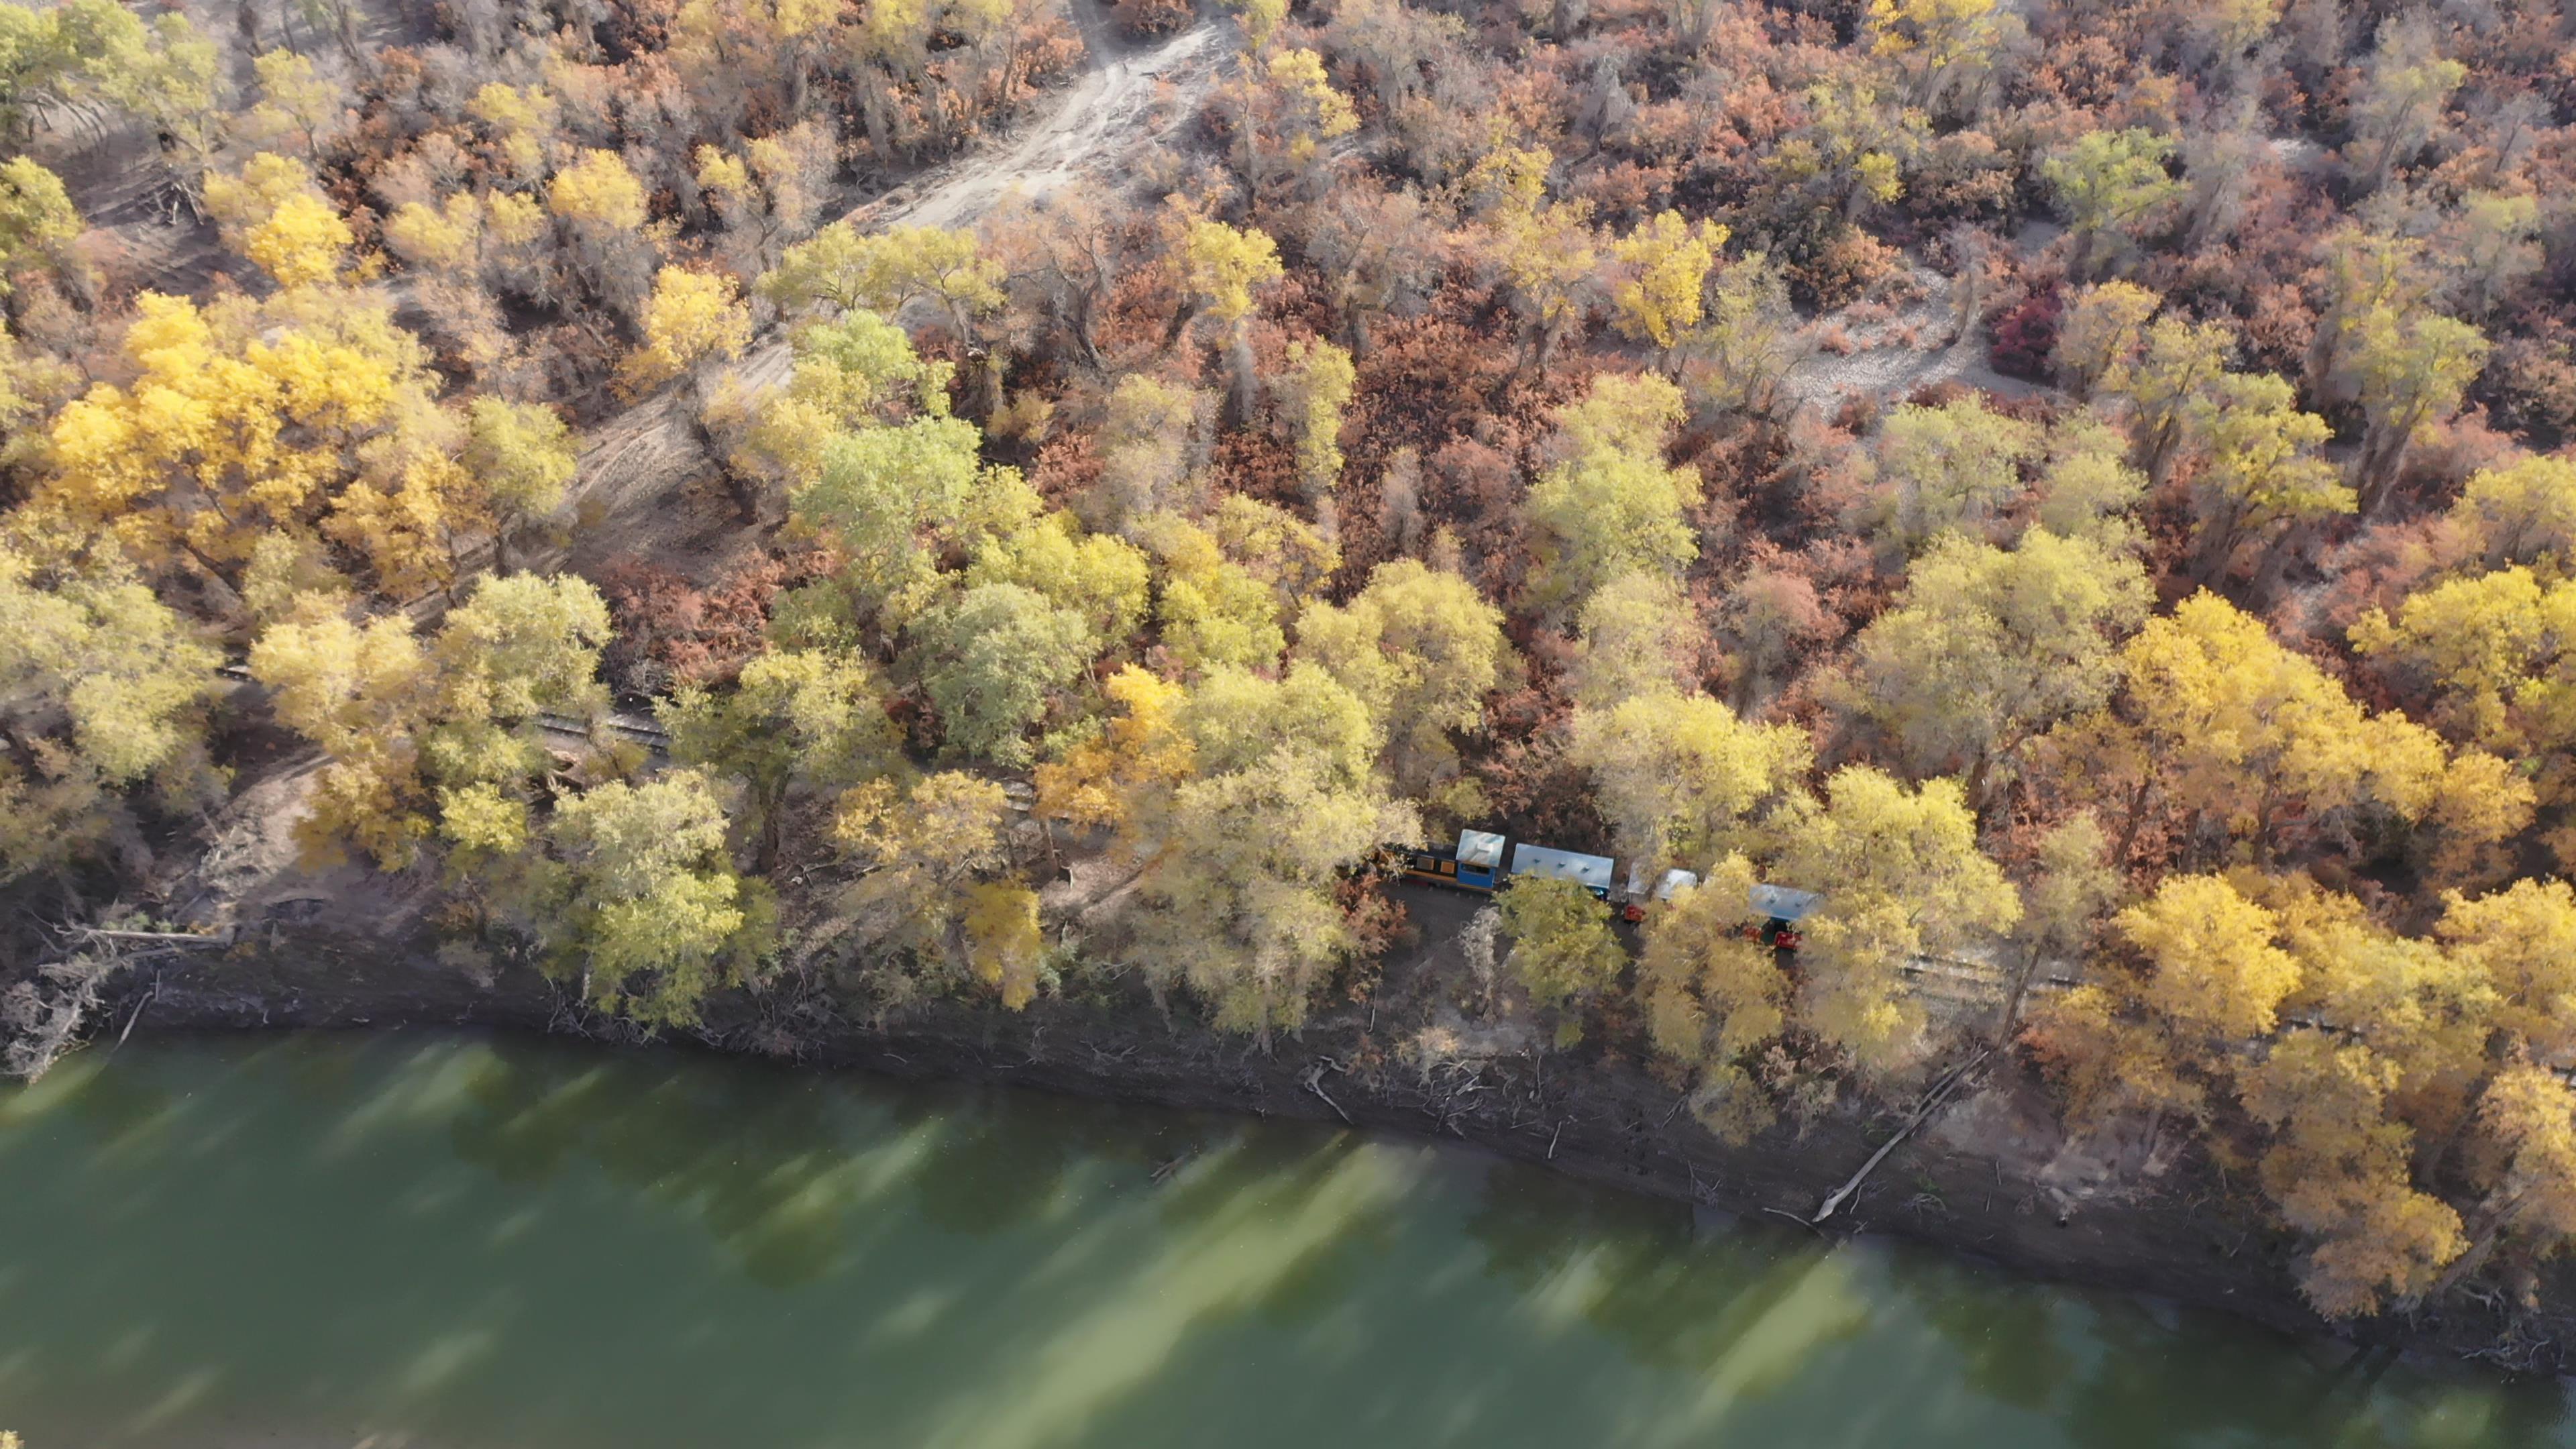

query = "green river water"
[[0, 1033, 2568, 1448]]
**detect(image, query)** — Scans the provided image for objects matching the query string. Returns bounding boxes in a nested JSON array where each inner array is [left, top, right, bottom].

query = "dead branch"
[[111, 975, 162, 1053], [70, 925, 234, 948], [1813, 1046, 1991, 1224], [2, 948, 127, 1083], [1303, 1057, 1352, 1124]]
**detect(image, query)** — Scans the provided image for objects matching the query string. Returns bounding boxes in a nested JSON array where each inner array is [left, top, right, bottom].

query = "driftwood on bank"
[[1813, 1046, 1992, 1224], [1302, 1057, 1353, 1124], [1, 950, 126, 1083], [0, 916, 229, 1083], [70, 925, 234, 949]]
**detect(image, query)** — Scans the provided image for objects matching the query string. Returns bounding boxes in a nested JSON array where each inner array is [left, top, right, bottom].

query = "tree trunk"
[[2365, 123, 2409, 196], [333, 0, 368, 74], [2355, 424, 2413, 519], [860, 85, 894, 167], [2245, 521, 2303, 606], [2143, 411, 2188, 486], [1224, 328, 1258, 427], [753, 785, 786, 876], [2425, 1217, 2507, 1307], [2114, 772, 2157, 867], [2190, 500, 2245, 584], [1997, 941, 2043, 1042], [1963, 747, 1997, 819], [1072, 299, 1105, 370], [975, 345, 1009, 422], [1162, 299, 1199, 354]]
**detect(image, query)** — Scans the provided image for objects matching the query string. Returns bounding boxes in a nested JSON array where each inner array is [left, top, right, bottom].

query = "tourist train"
[[1391, 829, 1821, 949]]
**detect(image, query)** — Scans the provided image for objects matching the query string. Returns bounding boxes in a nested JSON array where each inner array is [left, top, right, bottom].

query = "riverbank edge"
[[80, 922, 2568, 1375]]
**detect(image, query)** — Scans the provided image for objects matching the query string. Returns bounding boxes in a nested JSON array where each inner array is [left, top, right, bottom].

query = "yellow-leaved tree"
[[1498, 874, 1625, 1046], [0, 545, 224, 885], [544, 769, 775, 1026], [0, 157, 83, 299], [250, 574, 613, 869], [1638, 853, 1791, 1142], [2025, 871, 2491, 1318], [1524, 372, 1704, 610], [2238, 1029, 2466, 1318], [1277, 337, 1355, 500], [1230, 47, 1358, 186], [2352, 566, 2576, 872], [1866, 0, 2012, 113], [1128, 663, 1417, 1042], [714, 308, 953, 494], [547, 149, 655, 315], [2046, 592, 2530, 875], [759, 221, 1005, 340], [663, 645, 901, 873], [1034, 664, 1195, 844], [2455, 1066, 2576, 1303], [1568, 689, 1811, 872], [1464, 142, 1598, 369], [1181, 215, 1287, 327], [41, 292, 401, 587], [622, 266, 754, 394], [2025, 873, 2291, 1126], [1177, 216, 1286, 412], [1296, 558, 1509, 794], [1846, 527, 2151, 806], [830, 770, 1022, 1012], [34, 177, 554, 604], [2447, 453, 2576, 576], [1768, 767, 2020, 1078], [1607, 210, 1726, 354]]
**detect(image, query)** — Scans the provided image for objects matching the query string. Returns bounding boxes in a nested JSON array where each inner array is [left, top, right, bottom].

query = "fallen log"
[[1813, 1046, 1991, 1224]]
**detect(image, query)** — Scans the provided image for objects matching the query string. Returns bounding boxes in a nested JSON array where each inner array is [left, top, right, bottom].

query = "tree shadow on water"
[[445, 1049, 867, 1286], [1464, 1165, 1874, 1370], [441, 1047, 1114, 1289], [1882, 1251, 2576, 1449]]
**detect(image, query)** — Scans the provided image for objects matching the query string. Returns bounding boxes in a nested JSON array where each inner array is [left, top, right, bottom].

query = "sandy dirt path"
[[1780, 258, 2043, 415], [566, 13, 1225, 576]]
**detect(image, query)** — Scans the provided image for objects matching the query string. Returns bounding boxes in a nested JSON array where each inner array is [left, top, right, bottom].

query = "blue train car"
[[1398, 828, 1508, 892]]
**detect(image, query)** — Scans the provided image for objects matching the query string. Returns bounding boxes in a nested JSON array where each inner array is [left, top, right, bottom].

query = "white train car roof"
[[1750, 883, 1825, 922], [1456, 829, 1507, 869], [1510, 843, 1615, 892]]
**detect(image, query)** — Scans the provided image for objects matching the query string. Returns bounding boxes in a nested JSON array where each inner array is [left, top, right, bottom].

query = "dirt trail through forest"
[[567, 13, 1226, 576]]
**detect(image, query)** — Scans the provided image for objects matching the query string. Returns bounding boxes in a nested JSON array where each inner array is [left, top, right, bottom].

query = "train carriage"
[[1506, 841, 1617, 899]]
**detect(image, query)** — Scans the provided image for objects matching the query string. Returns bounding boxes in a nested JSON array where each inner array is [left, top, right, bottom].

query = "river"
[[0, 1034, 2565, 1448]]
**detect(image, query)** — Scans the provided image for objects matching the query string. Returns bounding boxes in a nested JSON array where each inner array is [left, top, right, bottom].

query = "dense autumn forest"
[[5, 0, 2576, 1325]]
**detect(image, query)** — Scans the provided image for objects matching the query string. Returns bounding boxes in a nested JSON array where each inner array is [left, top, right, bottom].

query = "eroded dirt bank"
[[84, 919, 2567, 1376]]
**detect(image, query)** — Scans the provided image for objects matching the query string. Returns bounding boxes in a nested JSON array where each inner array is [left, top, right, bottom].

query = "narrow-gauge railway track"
[[215, 663, 669, 757]]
